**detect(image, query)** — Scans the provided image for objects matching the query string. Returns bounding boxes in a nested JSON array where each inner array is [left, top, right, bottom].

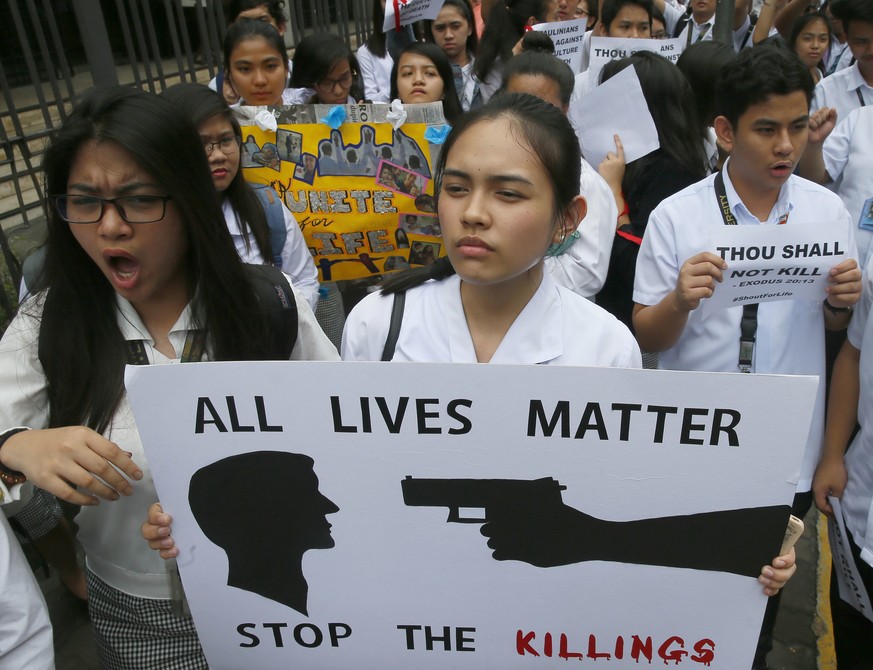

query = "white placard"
[[127, 362, 817, 669], [569, 65, 659, 168], [701, 221, 851, 317], [587, 36, 685, 88], [384, 0, 444, 31], [532, 19, 587, 72], [828, 496, 873, 623]]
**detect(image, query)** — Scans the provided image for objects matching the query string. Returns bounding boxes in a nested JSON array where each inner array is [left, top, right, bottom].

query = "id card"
[[859, 197, 873, 232]]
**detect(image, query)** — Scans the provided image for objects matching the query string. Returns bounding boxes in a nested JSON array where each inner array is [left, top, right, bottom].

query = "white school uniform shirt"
[[0, 511, 53, 670], [356, 43, 393, 103], [545, 158, 617, 298], [843, 253, 873, 568], [341, 273, 641, 367], [812, 61, 873, 124], [0, 291, 338, 600], [633, 161, 856, 491], [662, 4, 713, 44], [822, 106, 873, 267], [221, 198, 320, 310], [825, 40, 852, 76]]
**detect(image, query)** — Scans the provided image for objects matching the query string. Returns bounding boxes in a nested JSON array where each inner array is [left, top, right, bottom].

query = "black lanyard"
[[686, 21, 711, 48], [714, 171, 758, 373], [858, 89, 867, 107], [125, 330, 206, 365]]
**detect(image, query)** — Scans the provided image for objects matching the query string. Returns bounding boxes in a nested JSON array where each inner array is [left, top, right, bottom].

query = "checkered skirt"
[[86, 570, 207, 670]]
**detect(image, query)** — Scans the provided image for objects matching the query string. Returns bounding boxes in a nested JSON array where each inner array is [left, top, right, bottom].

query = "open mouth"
[[769, 163, 793, 179], [104, 250, 140, 287]]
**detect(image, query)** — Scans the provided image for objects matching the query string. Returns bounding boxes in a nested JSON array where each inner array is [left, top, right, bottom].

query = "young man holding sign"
[[632, 43, 861, 669]]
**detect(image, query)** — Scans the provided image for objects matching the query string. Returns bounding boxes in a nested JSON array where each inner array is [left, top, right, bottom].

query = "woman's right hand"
[[0, 427, 143, 505], [597, 134, 626, 193], [142, 502, 178, 559]]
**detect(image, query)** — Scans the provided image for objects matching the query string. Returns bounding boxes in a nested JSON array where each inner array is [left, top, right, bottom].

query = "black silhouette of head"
[[189, 451, 339, 615]]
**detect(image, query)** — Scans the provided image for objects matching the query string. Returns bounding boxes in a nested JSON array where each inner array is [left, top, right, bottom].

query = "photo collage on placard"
[[246, 123, 443, 274]]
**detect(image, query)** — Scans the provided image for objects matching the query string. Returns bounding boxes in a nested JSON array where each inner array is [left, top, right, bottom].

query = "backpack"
[[244, 263, 299, 360], [249, 183, 288, 269]]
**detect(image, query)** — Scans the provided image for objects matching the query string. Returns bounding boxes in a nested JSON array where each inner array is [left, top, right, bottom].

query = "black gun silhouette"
[[400, 475, 791, 577], [401, 476, 566, 523]]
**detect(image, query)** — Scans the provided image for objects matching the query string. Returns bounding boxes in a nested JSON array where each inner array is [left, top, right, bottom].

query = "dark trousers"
[[752, 490, 813, 669], [830, 526, 873, 670]]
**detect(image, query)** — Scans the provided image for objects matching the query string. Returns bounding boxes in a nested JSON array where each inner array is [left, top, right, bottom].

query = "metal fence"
[[0, 0, 372, 321]]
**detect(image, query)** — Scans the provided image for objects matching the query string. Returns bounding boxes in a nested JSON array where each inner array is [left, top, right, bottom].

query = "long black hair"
[[37, 86, 277, 432], [676, 40, 737, 129], [364, 0, 388, 58], [290, 32, 364, 103], [161, 83, 272, 262], [381, 93, 581, 294], [601, 51, 708, 185], [475, 0, 554, 82], [389, 42, 464, 123]]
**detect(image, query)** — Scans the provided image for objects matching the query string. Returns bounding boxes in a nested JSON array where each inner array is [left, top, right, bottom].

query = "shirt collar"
[[443, 273, 564, 365], [846, 62, 873, 93], [720, 157, 794, 225], [114, 293, 195, 346]]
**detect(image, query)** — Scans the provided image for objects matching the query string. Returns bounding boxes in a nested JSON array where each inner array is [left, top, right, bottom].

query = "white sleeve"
[[545, 159, 616, 298], [0, 513, 53, 670], [822, 106, 860, 184], [289, 282, 340, 361], [278, 204, 320, 311], [0, 305, 47, 512], [632, 206, 681, 307], [662, 2, 685, 35], [340, 290, 394, 361], [811, 78, 828, 113], [357, 44, 392, 103]]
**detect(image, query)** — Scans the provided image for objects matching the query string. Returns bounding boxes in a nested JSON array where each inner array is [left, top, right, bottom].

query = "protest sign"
[[701, 221, 852, 318], [532, 19, 587, 72], [128, 361, 817, 669], [828, 497, 873, 623], [237, 102, 446, 282], [587, 36, 684, 87], [570, 65, 659, 168], [384, 0, 444, 31]]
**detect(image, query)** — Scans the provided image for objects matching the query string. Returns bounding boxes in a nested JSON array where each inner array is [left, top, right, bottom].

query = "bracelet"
[[618, 192, 630, 219], [823, 298, 853, 314], [0, 428, 28, 486]]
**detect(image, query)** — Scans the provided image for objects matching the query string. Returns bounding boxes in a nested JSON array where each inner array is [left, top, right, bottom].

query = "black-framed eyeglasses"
[[315, 70, 355, 94], [52, 194, 174, 224], [204, 135, 241, 155]]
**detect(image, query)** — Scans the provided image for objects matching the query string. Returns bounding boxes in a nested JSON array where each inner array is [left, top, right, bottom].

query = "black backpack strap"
[[244, 264, 299, 359], [672, 10, 692, 38], [381, 291, 406, 361]]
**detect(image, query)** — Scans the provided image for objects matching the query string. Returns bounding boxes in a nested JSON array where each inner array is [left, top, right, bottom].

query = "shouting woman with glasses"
[[290, 32, 363, 104], [162, 83, 319, 309], [0, 86, 338, 669]]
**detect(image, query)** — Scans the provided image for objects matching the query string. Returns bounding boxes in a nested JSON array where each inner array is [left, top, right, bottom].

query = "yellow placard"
[[241, 107, 445, 282]]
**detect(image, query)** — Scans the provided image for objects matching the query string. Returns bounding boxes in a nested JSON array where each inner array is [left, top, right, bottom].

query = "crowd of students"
[[2, 0, 873, 666]]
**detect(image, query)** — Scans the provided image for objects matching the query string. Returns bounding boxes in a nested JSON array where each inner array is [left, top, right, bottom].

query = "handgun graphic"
[[400, 476, 567, 523], [400, 475, 790, 577]]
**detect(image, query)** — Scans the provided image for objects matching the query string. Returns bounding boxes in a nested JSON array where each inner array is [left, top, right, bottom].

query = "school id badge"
[[859, 197, 873, 233]]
